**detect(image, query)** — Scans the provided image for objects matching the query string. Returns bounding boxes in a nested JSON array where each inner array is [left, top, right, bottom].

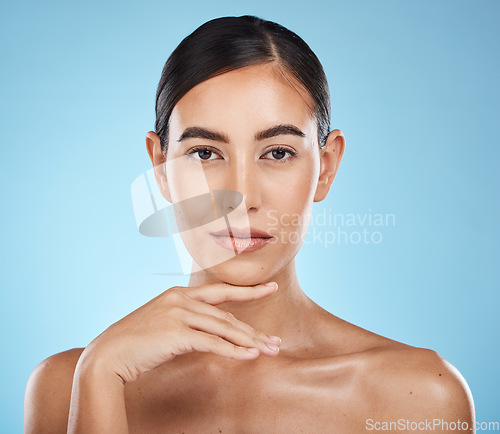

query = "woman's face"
[[159, 62, 336, 285]]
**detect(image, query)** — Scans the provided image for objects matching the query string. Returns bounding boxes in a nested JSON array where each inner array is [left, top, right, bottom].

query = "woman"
[[25, 15, 474, 433]]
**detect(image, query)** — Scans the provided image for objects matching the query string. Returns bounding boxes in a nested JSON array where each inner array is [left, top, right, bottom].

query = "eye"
[[262, 146, 297, 162], [186, 146, 222, 162]]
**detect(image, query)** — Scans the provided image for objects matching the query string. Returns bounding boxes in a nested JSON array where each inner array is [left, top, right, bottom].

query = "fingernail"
[[264, 282, 277, 289], [247, 348, 259, 355], [268, 335, 281, 344], [266, 342, 279, 352]]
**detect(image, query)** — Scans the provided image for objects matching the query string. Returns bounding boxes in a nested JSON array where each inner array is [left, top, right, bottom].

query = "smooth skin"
[[24, 63, 475, 433]]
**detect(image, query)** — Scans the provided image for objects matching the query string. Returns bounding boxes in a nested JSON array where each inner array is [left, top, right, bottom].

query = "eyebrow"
[[255, 124, 306, 141], [177, 127, 229, 143], [177, 124, 306, 144]]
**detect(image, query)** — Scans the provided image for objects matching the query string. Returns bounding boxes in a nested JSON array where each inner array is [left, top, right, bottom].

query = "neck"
[[187, 258, 316, 348]]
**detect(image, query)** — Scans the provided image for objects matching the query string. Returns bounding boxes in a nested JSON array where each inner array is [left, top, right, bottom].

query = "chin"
[[195, 254, 282, 286]]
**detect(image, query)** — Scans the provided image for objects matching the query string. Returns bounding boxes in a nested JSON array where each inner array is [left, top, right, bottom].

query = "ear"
[[313, 129, 345, 202], [145, 131, 172, 203]]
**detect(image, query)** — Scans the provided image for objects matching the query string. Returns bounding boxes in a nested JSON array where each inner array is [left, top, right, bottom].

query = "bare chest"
[[123, 356, 367, 433]]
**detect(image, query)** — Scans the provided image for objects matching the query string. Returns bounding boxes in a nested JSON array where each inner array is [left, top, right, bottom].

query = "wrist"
[[75, 344, 125, 386]]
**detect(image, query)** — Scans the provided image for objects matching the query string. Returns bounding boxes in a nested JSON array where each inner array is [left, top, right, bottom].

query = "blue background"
[[1, 0, 498, 431]]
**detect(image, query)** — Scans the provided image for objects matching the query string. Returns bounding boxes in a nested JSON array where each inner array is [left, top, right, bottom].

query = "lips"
[[209, 226, 273, 252], [210, 226, 272, 239]]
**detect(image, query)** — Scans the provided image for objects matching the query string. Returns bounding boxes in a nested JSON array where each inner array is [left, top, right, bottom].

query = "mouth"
[[209, 226, 273, 253]]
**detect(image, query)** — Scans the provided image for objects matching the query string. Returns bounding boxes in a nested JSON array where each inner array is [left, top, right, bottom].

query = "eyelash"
[[186, 146, 297, 163]]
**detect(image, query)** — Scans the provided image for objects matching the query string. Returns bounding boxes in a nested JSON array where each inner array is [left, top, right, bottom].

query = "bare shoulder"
[[361, 344, 475, 428], [309, 310, 475, 429], [24, 348, 85, 434]]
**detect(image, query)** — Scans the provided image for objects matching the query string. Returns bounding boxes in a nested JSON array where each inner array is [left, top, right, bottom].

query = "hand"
[[81, 282, 282, 383]]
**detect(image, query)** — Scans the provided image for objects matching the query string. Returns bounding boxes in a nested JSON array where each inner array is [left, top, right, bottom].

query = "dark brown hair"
[[155, 15, 331, 154]]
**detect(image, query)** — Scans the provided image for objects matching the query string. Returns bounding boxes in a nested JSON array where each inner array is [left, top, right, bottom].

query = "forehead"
[[169, 63, 317, 138]]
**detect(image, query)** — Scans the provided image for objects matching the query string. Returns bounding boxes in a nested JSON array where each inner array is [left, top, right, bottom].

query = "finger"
[[185, 329, 266, 360], [183, 282, 278, 305], [176, 296, 280, 345], [181, 310, 280, 356]]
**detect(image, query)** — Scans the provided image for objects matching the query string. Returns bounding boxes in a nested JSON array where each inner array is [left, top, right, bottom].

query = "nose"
[[220, 158, 261, 215]]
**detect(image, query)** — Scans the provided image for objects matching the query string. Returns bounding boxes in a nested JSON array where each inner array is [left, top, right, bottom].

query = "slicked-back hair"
[[155, 15, 331, 154]]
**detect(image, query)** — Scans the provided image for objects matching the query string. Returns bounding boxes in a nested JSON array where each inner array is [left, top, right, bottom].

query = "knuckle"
[[218, 317, 233, 331], [223, 311, 235, 321], [208, 334, 223, 347], [251, 335, 262, 346], [258, 330, 269, 340], [165, 289, 186, 304]]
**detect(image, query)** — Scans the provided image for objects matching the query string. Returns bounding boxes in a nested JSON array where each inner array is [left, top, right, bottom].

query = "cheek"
[[267, 162, 317, 227], [166, 158, 209, 203]]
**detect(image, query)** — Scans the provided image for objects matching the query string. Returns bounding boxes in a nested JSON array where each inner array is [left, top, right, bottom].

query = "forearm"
[[68, 352, 128, 434]]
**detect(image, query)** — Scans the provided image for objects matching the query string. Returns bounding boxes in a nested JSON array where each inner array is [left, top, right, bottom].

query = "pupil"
[[272, 149, 285, 159], [199, 149, 212, 160]]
